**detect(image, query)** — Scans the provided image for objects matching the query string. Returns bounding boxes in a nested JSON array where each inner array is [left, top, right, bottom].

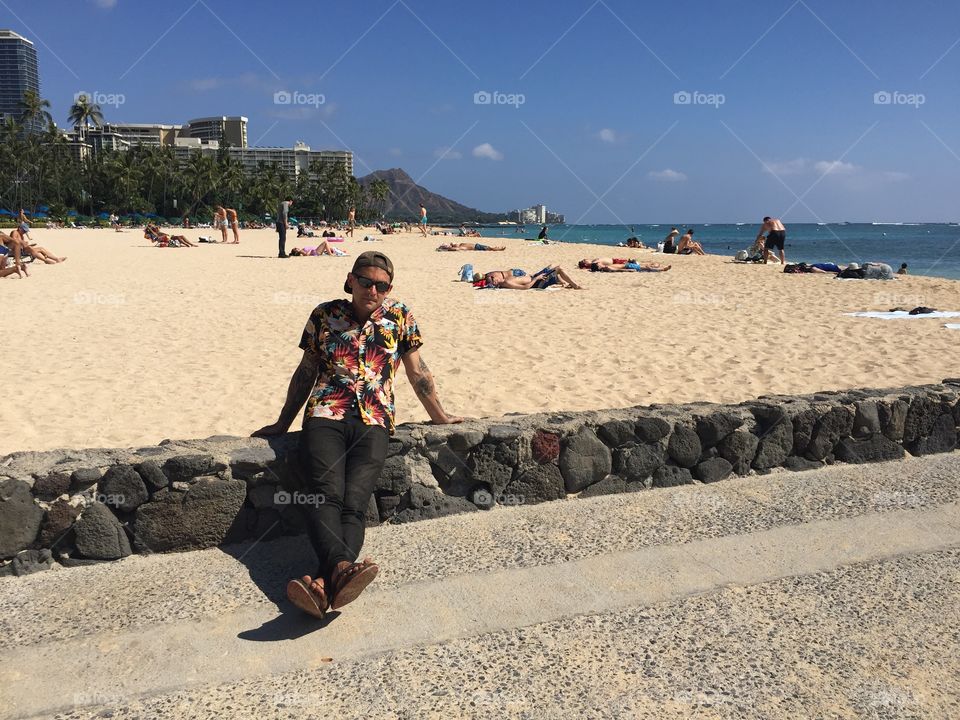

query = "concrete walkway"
[[3, 453, 960, 719]]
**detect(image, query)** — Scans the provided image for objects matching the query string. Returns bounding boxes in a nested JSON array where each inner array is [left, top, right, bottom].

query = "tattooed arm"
[[402, 349, 463, 424], [252, 350, 321, 436]]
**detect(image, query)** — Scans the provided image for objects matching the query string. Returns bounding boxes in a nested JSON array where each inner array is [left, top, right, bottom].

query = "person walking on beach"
[[226, 207, 240, 243], [347, 206, 356, 237], [277, 196, 293, 258], [419, 204, 428, 237], [758, 216, 787, 265], [253, 251, 462, 619]]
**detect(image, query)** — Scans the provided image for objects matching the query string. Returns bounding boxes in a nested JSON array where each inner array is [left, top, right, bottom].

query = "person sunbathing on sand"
[[0, 231, 29, 275], [145, 224, 196, 247], [289, 241, 346, 257], [437, 242, 506, 252], [10, 228, 66, 264], [577, 257, 671, 272], [0, 253, 24, 278], [485, 265, 583, 290]]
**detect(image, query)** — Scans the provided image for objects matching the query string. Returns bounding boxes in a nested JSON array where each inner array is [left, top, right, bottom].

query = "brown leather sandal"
[[330, 558, 379, 610], [286, 575, 328, 619]]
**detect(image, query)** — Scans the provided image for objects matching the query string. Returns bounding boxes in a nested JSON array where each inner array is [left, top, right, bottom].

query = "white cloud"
[[93, 0, 117, 8], [598, 128, 617, 143], [433, 147, 462, 160], [190, 77, 223, 92], [472, 143, 503, 161], [763, 158, 808, 176], [814, 160, 858, 175], [648, 168, 687, 182]]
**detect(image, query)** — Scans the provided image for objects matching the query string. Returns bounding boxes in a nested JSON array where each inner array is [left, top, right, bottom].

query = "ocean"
[[476, 223, 960, 280]]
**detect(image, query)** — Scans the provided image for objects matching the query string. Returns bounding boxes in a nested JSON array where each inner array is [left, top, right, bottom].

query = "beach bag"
[[459, 264, 474, 281]]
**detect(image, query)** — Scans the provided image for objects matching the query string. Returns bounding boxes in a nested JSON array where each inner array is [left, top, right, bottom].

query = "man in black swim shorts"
[[758, 216, 787, 265]]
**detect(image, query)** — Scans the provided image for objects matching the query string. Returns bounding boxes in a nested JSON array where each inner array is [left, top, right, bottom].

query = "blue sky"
[[7, 0, 960, 222]]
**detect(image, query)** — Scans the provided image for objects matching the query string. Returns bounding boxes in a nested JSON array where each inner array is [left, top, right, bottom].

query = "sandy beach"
[[3, 227, 959, 454]]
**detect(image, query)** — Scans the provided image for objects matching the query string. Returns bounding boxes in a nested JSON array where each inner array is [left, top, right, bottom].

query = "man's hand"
[[251, 421, 288, 438]]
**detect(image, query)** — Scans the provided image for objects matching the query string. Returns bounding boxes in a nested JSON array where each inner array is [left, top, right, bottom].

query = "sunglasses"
[[354, 275, 391, 293]]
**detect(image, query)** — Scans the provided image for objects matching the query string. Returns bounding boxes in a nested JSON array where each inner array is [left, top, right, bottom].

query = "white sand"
[[3, 227, 959, 453]]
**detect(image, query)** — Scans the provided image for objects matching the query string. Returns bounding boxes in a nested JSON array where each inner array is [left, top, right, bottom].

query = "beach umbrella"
[[0, 209, 12, 216]]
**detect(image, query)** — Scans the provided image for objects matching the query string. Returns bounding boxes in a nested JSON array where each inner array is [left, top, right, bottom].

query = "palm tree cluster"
[[0, 92, 381, 223]]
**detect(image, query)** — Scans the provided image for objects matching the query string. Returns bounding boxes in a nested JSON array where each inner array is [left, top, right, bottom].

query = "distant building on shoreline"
[[0, 30, 40, 132], [65, 115, 351, 181], [516, 204, 563, 224]]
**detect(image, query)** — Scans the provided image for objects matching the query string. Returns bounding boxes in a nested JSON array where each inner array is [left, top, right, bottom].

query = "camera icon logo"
[[873, 91, 892, 105], [673, 91, 692, 105], [74, 91, 91, 103], [473, 90, 492, 105], [273, 490, 292, 505], [274, 90, 292, 105], [472, 488, 494, 507]]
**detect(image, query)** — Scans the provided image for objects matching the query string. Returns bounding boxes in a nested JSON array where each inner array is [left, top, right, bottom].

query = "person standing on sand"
[[277, 196, 293, 258], [226, 207, 240, 243], [347, 206, 356, 237], [758, 216, 787, 265], [419, 204, 428, 237], [253, 251, 462, 619]]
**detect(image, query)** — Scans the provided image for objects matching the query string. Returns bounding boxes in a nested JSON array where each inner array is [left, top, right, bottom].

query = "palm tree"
[[181, 150, 217, 216], [68, 94, 104, 139], [19, 90, 53, 133]]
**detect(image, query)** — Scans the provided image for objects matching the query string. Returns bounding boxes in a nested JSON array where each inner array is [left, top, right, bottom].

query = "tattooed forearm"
[[418, 356, 429, 373], [414, 374, 435, 398], [279, 356, 319, 424]]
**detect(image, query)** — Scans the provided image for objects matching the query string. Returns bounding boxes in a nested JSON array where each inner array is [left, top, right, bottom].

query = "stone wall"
[[2, 382, 959, 576]]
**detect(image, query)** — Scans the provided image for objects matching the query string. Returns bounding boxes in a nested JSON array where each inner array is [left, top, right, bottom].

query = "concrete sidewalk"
[[3, 453, 960, 719]]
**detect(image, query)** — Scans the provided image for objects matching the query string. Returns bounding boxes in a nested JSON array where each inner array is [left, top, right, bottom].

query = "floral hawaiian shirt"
[[299, 298, 422, 433]]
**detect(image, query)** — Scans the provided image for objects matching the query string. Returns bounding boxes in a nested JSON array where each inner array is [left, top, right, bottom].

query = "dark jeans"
[[299, 416, 389, 586], [276, 222, 287, 256]]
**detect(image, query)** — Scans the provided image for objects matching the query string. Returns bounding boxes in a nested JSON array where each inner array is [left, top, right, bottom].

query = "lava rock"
[[903, 396, 942, 444], [392, 485, 477, 523], [467, 444, 515, 496], [98, 465, 149, 512], [879, 400, 908, 442], [717, 430, 760, 475], [652, 465, 694, 488], [833, 435, 906, 464], [578, 475, 646, 498], [783, 456, 824, 472], [0, 549, 54, 577], [694, 412, 742, 448], [693, 457, 733, 483], [364, 495, 380, 527], [907, 413, 957, 456], [0, 479, 43, 559], [32, 472, 71, 501], [505, 463, 566, 504], [667, 425, 702, 468], [558, 428, 612, 493], [486, 425, 522, 443], [162, 454, 227, 482], [752, 419, 793, 469], [448, 430, 484, 453], [790, 409, 818, 456], [635, 417, 671, 443], [135, 460, 169, 493], [247, 484, 279, 509], [806, 407, 854, 460], [70, 468, 102, 492], [134, 477, 246, 552], [377, 455, 415, 496], [228, 446, 280, 480], [375, 493, 402, 521], [74, 503, 131, 560], [38, 499, 81, 550], [853, 400, 882, 438], [531, 430, 561, 463], [614, 444, 664, 482], [597, 420, 636, 448]]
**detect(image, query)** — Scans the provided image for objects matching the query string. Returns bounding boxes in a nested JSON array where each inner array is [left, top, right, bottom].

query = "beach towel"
[[945, 324, 960, 330], [844, 311, 960, 320]]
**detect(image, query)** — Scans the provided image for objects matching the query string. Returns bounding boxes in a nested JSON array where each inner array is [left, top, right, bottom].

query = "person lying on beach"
[[0, 231, 29, 276], [457, 225, 482, 238], [297, 225, 316, 238], [677, 230, 706, 255], [289, 242, 347, 257], [145, 224, 196, 247], [783, 262, 838, 274], [0, 252, 24, 278], [437, 242, 506, 252], [577, 258, 671, 272], [618, 237, 646, 249], [21, 241, 66, 264], [484, 265, 583, 290]]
